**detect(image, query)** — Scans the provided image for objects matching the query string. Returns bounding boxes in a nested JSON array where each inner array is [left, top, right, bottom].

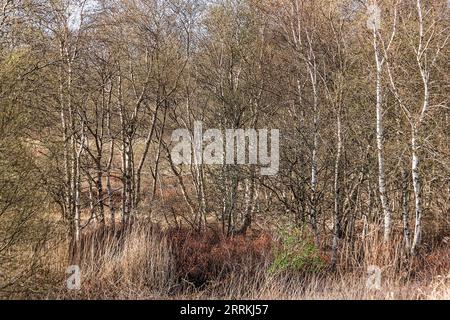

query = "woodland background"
[[0, 0, 449, 299]]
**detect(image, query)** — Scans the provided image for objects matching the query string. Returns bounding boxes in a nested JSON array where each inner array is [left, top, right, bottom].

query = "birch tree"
[[370, 0, 397, 242]]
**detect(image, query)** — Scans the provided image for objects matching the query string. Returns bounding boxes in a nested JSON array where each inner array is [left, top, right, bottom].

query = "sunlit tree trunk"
[[332, 105, 342, 268], [373, 26, 392, 242], [401, 167, 411, 250]]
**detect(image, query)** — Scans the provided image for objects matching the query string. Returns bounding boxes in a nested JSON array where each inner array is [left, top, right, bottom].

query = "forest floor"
[[2, 219, 448, 300]]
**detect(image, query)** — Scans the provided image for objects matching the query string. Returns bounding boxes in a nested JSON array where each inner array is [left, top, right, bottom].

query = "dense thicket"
[[0, 0, 448, 291]]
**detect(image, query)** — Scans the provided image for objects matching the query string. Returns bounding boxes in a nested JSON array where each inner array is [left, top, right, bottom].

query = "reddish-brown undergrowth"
[[167, 227, 272, 286]]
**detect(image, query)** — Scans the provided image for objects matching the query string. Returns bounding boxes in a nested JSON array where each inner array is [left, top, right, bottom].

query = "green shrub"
[[269, 228, 324, 274]]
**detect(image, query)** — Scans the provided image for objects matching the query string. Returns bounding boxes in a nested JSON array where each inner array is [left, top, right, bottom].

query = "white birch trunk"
[[401, 167, 411, 250], [373, 29, 392, 242], [411, 0, 430, 255], [332, 107, 342, 267]]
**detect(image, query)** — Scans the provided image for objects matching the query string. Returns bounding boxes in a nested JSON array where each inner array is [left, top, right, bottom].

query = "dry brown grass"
[[16, 220, 445, 300]]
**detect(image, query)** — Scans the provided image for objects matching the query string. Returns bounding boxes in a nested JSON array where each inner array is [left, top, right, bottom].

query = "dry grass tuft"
[[8, 220, 448, 300]]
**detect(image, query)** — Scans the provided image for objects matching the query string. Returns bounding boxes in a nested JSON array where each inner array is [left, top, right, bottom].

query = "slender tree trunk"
[[118, 73, 128, 223], [106, 140, 115, 227], [96, 158, 105, 224], [373, 30, 392, 242], [135, 105, 159, 208], [66, 53, 80, 242], [411, 0, 429, 255], [308, 58, 320, 247], [401, 167, 411, 250], [150, 107, 167, 216], [332, 107, 342, 268], [74, 124, 85, 243], [125, 139, 134, 221], [411, 127, 423, 255], [87, 172, 95, 221], [59, 41, 71, 221]]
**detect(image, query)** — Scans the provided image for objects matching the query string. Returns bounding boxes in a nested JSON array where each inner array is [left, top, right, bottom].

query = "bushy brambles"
[[167, 227, 272, 286]]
